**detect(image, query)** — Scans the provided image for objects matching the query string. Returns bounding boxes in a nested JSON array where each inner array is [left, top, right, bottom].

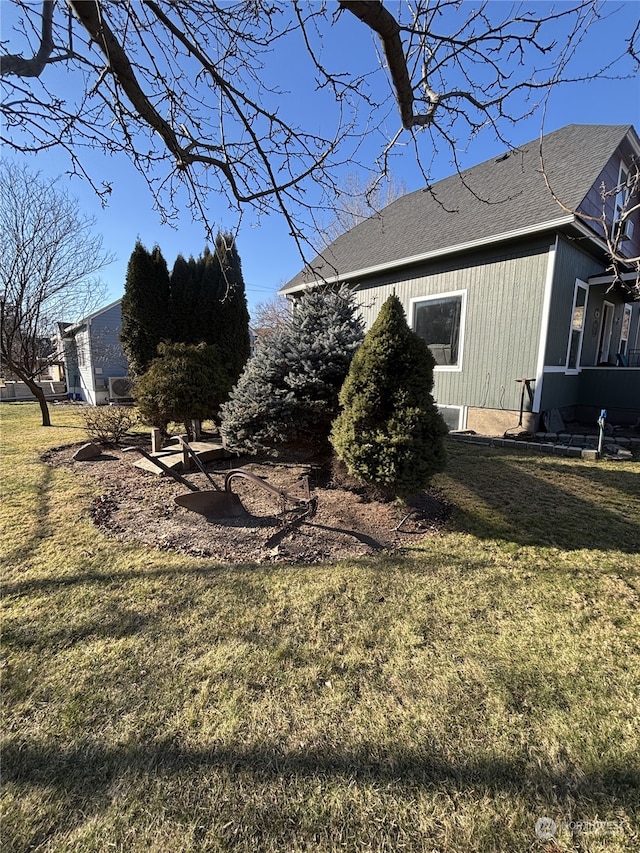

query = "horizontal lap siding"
[[578, 159, 619, 226], [353, 241, 550, 411], [89, 303, 128, 376], [579, 144, 640, 261]]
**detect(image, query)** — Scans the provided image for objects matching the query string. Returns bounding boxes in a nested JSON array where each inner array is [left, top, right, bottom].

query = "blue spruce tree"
[[220, 285, 363, 458]]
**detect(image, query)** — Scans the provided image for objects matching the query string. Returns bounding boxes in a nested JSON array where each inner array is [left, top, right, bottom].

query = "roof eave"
[[60, 297, 122, 334], [281, 215, 577, 293]]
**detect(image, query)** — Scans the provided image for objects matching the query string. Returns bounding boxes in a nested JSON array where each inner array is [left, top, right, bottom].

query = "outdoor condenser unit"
[[107, 377, 133, 402]]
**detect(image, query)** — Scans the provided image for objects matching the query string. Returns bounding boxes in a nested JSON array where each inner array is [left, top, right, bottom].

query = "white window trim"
[[614, 160, 630, 225], [437, 404, 464, 431], [619, 304, 632, 357], [565, 279, 588, 374], [410, 289, 467, 372]]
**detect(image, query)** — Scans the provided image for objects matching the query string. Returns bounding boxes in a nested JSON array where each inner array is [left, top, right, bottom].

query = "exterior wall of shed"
[[353, 239, 551, 429]]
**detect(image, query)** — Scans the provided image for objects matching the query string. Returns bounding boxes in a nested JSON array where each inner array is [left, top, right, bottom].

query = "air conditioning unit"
[[108, 376, 133, 402]]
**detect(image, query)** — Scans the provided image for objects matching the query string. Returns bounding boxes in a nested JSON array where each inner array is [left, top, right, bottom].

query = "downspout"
[[532, 236, 558, 421]]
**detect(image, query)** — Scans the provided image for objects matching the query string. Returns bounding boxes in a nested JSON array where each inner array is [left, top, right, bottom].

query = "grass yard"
[[1, 402, 639, 853]]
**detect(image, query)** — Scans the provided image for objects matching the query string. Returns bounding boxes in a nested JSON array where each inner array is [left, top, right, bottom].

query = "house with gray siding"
[[58, 299, 130, 405], [281, 124, 640, 432]]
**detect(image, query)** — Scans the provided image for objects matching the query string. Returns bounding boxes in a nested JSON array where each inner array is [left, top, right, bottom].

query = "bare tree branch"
[[1, 0, 638, 267], [540, 139, 640, 300], [0, 0, 54, 77], [339, 0, 429, 129]]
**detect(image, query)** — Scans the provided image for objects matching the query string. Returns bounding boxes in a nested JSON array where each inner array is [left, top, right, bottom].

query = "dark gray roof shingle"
[[282, 124, 632, 292]]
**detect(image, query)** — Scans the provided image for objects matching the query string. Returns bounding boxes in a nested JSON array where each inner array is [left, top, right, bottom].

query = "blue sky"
[[2, 1, 639, 319]]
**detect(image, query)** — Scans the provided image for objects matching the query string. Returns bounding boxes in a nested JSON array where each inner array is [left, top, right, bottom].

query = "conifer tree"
[[124, 235, 250, 426], [169, 238, 250, 386], [331, 293, 448, 498], [168, 254, 194, 344], [190, 246, 220, 346], [120, 240, 170, 375], [134, 342, 229, 439], [220, 286, 363, 457], [215, 233, 251, 385]]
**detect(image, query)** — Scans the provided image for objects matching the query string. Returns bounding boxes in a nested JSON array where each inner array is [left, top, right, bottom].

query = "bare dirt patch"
[[43, 443, 450, 564]]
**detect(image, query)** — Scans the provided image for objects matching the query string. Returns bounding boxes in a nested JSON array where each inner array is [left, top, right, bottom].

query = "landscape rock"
[[73, 442, 103, 461]]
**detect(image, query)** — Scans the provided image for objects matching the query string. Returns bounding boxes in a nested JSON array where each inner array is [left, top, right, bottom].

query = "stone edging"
[[448, 432, 640, 460]]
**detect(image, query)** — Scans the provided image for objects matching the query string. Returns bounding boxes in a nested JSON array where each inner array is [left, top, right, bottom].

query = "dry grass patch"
[[1, 404, 639, 852]]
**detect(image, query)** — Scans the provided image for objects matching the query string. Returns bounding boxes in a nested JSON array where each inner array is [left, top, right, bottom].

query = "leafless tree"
[[318, 171, 407, 247], [1, 1, 638, 263], [0, 159, 111, 425], [252, 295, 292, 342]]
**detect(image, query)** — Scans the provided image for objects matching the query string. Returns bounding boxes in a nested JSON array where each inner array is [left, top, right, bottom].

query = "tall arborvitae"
[[127, 235, 250, 425], [215, 233, 251, 385], [220, 285, 363, 457], [170, 236, 250, 385], [331, 293, 448, 498], [168, 254, 194, 344], [120, 241, 171, 376], [192, 245, 222, 346]]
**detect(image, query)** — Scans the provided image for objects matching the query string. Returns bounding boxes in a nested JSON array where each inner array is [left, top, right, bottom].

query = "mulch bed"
[[43, 441, 450, 565]]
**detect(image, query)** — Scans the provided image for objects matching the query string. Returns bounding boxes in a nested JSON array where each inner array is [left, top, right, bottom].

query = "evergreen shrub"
[[330, 293, 448, 498], [220, 286, 363, 457], [135, 342, 230, 439]]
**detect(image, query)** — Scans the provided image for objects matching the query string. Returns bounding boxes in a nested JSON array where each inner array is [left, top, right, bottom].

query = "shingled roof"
[[281, 124, 633, 293]]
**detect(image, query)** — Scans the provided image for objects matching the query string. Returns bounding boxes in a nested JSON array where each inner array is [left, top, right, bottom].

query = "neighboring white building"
[[58, 299, 131, 405]]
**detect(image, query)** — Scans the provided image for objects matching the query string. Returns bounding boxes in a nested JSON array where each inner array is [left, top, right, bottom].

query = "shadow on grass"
[[2, 608, 159, 652], [443, 451, 640, 552], [4, 737, 638, 805], [1, 465, 57, 565], [541, 460, 640, 500], [45, 423, 86, 430], [0, 553, 400, 598]]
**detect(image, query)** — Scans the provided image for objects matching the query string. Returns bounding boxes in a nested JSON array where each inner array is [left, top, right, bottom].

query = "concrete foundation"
[[466, 407, 536, 436]]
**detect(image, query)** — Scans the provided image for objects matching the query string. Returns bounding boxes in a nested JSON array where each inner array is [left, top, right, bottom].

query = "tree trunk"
[[32, 382, 52, 427], [9, 369, 52, 426]]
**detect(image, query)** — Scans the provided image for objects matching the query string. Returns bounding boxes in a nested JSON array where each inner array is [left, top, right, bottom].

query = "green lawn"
[[1, 403, 639, 853]]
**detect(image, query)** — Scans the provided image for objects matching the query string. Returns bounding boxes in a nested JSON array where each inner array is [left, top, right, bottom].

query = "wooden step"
[[133, 442, 232, 475]]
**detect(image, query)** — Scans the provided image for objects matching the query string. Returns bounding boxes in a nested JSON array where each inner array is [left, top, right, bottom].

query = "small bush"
[[81, 405, 138, 446], [135, 342, 230, 439]]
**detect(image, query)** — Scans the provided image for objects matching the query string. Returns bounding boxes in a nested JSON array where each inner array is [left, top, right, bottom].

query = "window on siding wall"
[[619, 304, 632, 357], [614, 161, 631, 226], [566, 281, 587, 371], [412, 291, 466, 369]]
